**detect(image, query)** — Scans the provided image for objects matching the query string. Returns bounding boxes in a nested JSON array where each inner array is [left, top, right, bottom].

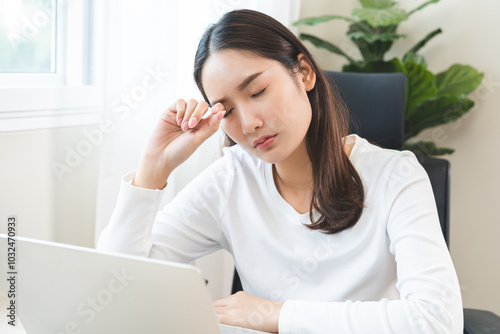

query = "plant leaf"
[[347, 31, 405, 43], [352, 8, 409, 27], [360, 0, 396, 8], [405, 62, 437, 117], [402, 140, 454, 156], [402, 52, 427, 67], [299, 33, 357, 64], [408, 0, 440, 16], [342, 58, 406, 73], [347, 22, 401, 61], [405, 96, 474, 140], [293, 15, 355, 26], [404, 28, 442, 58], [435, 64, 484, 96]]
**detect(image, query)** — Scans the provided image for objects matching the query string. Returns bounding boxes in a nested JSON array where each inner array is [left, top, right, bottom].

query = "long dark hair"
[[193, 9, 364, 234]]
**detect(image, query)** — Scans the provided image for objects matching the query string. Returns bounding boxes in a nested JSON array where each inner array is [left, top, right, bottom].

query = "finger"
[[208, 109, 226, 128], [216, 314, 231, 326], [210, 102, 224, 114], [188, 109, 225, 147], [175, 99, 187, 126], [192, 108, 225, 131], [214, 304, 235, 317], [187, 100, 209, 129], [213, 297, 230, 308], [181, 98, 198, 131], [159, 107, 177, 125]]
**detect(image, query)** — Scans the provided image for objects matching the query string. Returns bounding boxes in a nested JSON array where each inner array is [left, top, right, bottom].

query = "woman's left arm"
[[215, 152, 463, 334]]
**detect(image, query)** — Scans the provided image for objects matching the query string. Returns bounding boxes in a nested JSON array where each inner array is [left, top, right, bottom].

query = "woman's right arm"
[[96, 98, 226, 257], [133, 98, 226, 190]]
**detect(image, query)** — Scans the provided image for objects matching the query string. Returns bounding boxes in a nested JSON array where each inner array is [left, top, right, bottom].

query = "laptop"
[[0, 234, 269, 334]]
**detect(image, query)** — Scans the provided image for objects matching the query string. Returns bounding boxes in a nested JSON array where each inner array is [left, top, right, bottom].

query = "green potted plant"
[[293, 0, 484, 156]]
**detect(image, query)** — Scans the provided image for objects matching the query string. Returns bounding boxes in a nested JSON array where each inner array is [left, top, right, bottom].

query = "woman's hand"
[[214, 291, 284, 333], [133, 99, 226, 189]]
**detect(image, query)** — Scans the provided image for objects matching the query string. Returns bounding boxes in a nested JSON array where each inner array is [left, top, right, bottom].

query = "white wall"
[[0, 125, 99, 247], [299, 0, 500, 315]]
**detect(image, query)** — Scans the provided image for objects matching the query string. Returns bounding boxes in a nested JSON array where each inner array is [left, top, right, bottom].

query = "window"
[[0, 0, 101, 132], [0, 0, 58, 73]]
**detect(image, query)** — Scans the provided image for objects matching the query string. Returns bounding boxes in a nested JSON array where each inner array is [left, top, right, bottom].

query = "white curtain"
[[94, 0, 302, 300]]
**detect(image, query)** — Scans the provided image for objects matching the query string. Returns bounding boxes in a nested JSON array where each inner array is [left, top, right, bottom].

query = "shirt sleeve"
[[96, 152, 233, 264], [278, 151, 463, 334]]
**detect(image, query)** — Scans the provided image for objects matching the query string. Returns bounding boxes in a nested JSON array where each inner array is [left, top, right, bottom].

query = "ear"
[[297, 53, 316, 92]]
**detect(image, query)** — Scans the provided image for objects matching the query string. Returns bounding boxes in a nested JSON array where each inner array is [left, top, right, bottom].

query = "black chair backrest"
[[416, 156, 450, 247], [324, 71, 406, 150]]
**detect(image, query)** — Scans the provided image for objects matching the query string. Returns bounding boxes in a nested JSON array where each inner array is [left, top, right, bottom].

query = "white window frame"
[[0, 0, 102, 132]]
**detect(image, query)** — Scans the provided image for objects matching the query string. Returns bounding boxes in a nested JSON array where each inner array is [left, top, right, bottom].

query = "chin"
[[254, 150, 290, 165], [235, 136, 298, 164]]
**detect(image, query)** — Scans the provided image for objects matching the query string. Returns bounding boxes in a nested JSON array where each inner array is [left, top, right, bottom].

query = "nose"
[[240, 107, 263, 135]]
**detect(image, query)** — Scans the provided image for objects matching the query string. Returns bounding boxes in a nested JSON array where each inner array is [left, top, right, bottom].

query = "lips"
[[253, 134, 277, 148]]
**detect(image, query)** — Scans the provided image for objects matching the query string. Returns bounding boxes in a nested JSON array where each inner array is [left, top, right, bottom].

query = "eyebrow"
[[210, 71, 263, 107]]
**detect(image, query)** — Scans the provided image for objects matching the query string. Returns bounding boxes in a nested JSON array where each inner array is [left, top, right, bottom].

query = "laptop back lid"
[[0, 234, 222, 334]]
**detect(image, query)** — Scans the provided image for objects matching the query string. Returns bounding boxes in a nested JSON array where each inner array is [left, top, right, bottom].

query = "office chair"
[[231, 71, 500, 333]]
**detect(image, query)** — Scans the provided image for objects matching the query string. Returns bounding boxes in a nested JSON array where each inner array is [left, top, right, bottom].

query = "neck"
[[272, 136, 354, 195], [272, 139, 314, 194]]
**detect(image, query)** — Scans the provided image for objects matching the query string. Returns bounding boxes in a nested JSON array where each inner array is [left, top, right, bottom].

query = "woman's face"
[[201, 49, 316, 164]]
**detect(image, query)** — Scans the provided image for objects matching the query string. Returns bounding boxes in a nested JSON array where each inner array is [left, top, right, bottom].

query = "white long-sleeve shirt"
[[97, 134, 463, 333]]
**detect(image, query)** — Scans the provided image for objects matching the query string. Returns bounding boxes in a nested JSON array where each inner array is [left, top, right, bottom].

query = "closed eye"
[[251, 87, 266, 99], [223, 109, 233, 118], [223, 87, 267, 119]]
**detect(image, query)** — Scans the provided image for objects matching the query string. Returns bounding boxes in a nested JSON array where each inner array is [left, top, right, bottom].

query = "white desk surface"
[[220, 323, 272, 333]]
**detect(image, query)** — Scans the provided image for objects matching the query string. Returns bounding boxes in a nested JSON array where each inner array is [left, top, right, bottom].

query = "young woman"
[[97, 9, 463, 333]]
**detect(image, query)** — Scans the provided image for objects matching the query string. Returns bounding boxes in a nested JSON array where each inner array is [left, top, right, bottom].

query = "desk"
[[220, 324, 272, 334]]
